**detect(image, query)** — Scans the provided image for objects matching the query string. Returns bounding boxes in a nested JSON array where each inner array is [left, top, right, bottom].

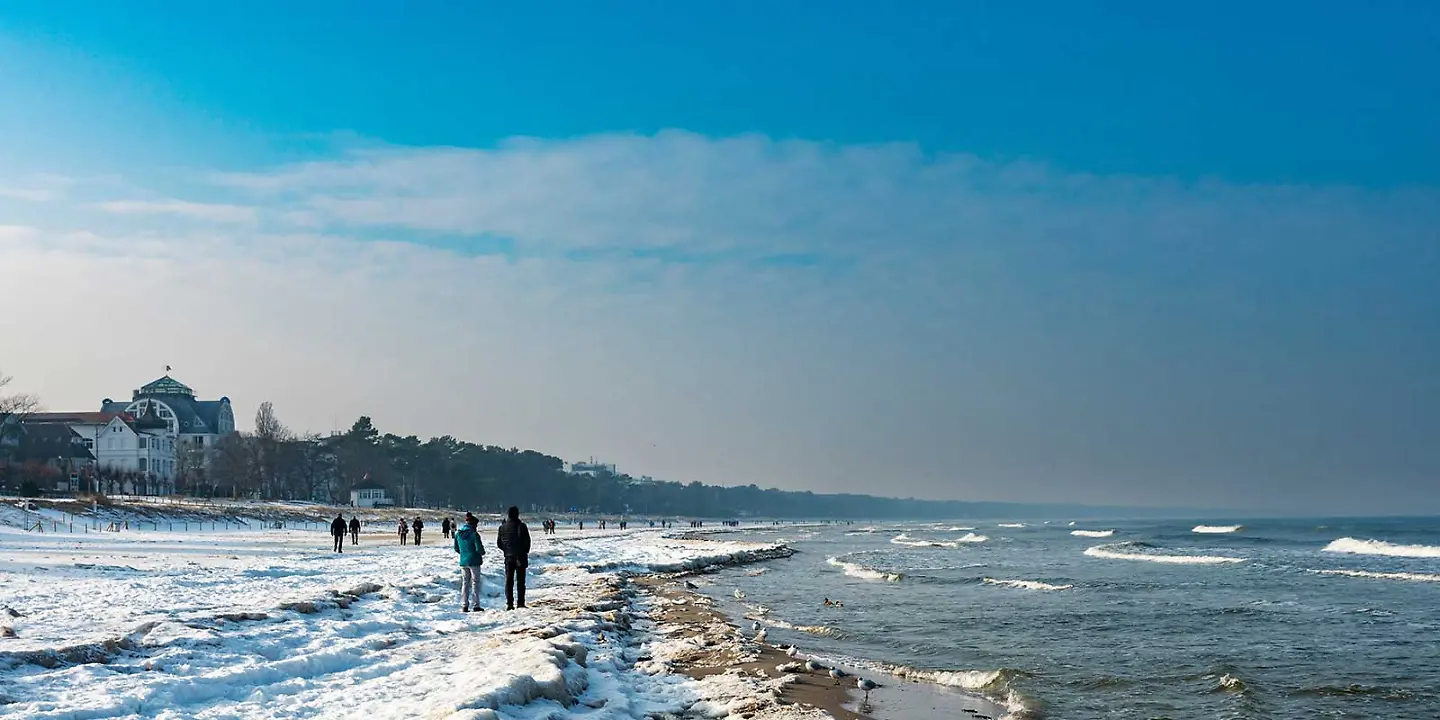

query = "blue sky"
[[1, 3, 1437, 513]]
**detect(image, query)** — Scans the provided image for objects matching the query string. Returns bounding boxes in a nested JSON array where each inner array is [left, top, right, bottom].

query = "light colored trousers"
[[460, 566, 483, 608]]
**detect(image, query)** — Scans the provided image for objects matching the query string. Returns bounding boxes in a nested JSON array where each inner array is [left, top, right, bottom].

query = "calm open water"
[[693, 517, 1440, 719]]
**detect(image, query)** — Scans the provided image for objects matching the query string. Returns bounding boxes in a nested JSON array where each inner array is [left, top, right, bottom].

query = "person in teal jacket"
[[453, 514, 485, 612]]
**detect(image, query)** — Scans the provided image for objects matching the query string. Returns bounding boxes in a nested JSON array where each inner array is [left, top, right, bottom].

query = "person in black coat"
[[330, 514, 347, 553], [412, 517, 424, 545], [496, 506, 531, 609], [441, 517, 452, 539], [348, 516, 361, 544]]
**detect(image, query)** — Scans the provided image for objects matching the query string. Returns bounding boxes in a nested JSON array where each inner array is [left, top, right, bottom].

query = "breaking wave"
[[1193, 524, 1243, 534], [826, 556, 904, 582], [1312, 568, 1440, 583], [1322, 537, 1440, 558], [982, 577, 1074, 591], [1070, 529, 1114, 538], [1084, 541, 1247, 565], [998, 523, 1026, 528], [947, 526, 976, 531], [891, 532, 985, 547]]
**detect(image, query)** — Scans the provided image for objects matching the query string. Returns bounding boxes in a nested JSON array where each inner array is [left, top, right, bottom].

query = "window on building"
[[138, 437, 147, 449], [138, 458, 147, 472], [82, 438, 93, 449]]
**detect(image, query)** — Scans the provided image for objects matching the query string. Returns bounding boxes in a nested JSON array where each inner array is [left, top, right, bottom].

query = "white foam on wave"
[[947, 526, 976, 531], [982, 577, 1074, 591], [1322, 537, 1440, 558], [997, 523, 1026, 528], [1312, 568, 1440, 583], [1084, 543, 1247, 565], [826, 556, 904, 582], [956, 532, 988, 543], [1193, 524, 1243, 534], [1070, 529, 1114, 538], [891, 533, 956, 548]]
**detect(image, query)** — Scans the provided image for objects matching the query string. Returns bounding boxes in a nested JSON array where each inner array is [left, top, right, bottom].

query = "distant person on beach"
[[441, 517, 452, 539], [330, 513, 347, 553], [398, 519, 409, 545], [453, 514, 485, 612], [349, 516, 360, 544], [412, 517, 424, 545], [496, 506, 531, 610]]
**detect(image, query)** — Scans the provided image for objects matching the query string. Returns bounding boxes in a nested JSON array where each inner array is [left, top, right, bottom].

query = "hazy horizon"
[[2, 3, 1436, 515]]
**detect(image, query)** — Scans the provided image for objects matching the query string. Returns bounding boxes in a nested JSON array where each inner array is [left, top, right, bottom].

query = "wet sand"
[[637, 576, 869, 719], [636, 575, 1016, 720]]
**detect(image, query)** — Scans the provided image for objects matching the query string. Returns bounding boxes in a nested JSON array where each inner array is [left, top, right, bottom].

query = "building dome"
[[138, 375, 195, 398]]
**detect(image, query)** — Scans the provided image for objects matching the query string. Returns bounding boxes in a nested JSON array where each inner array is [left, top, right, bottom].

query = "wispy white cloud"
[[0, 224, 41, 241], [3, 131, 1438, 513], [95, 199, 258, 224]]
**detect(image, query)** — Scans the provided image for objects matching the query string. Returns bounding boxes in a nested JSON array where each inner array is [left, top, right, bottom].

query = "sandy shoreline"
[[635, 575, 868, 720], [635, 537, 1019, 720]]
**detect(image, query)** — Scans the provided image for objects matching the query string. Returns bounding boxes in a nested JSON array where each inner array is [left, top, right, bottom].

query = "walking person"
[[441, 517, 452, 539], [330, 513, 347, 553], [412, 517, 424, 545], [398, 518, 409, 545], [349, 516, 360, 545], [496, 506, 531, 610], [453, 514, 485, 612]]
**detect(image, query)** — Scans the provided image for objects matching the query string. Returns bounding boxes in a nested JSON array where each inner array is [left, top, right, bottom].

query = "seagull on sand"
[[785, 645, 799, 658], [828, 667, 848, 684], [754, 628, 768, 644], [751, 620, 762, 632], [805, 660, 824, 673], [857, 677, 878, 703]]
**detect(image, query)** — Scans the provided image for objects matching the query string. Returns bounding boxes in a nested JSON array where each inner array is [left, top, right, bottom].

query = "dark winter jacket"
[[496, 519, 531, 564], [330, 517, 347, 536], [453, 525, 485, 567], [348, 518, 360, 531]]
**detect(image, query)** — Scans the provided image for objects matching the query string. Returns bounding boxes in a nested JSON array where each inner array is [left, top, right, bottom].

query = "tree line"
[[198, 403, 1117, 519], [4, 372, 1137, 519]]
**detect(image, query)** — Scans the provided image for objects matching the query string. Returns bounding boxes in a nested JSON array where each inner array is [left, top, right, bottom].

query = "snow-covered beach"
[[0, 500, 855, 719]]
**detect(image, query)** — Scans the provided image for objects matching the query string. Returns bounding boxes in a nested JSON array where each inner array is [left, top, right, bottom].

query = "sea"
[[691, 516, 1440, 719]]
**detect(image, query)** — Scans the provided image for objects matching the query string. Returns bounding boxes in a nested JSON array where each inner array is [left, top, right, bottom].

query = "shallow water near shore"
[[695, 516, 1440, 719]]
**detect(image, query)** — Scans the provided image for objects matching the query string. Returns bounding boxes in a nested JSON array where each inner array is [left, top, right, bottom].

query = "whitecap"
[[1312, 568, 1440, 583], [1322, 537, 1440, 559], [891, 533, 963, 548], [997, 523, 1026, 528], [982, 577, 1074, 591], [1070, 529, 1114, 538], [1193, 524, 1243, 534], [947, 526, 976, 531], [1084, 542, 1246, 565], [827, 556, 904, 582]]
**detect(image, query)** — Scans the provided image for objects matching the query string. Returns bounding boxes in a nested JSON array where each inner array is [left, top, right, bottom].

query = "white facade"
[[568, 460, 618, 476], [89, 416, 176, 493], [350, 486, 393, 508]]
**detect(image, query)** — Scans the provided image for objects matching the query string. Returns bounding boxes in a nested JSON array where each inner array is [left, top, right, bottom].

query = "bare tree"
[[253, 401, 291, 498], [211, 432, 256, 498], [0, 371, 41, 443], [173, 439, 209, 496]]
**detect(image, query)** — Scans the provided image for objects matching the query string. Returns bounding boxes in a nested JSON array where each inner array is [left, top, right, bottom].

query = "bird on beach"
[[805, 660, 824, 673], [684, 581, 699, 590], [733, 589, 746, 600], [828, 667, 848, 684], [785, 645, 799, 658], [751, 620, 761, 632], [754, 628, 768, 644], [857, 677, 878, 704]]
